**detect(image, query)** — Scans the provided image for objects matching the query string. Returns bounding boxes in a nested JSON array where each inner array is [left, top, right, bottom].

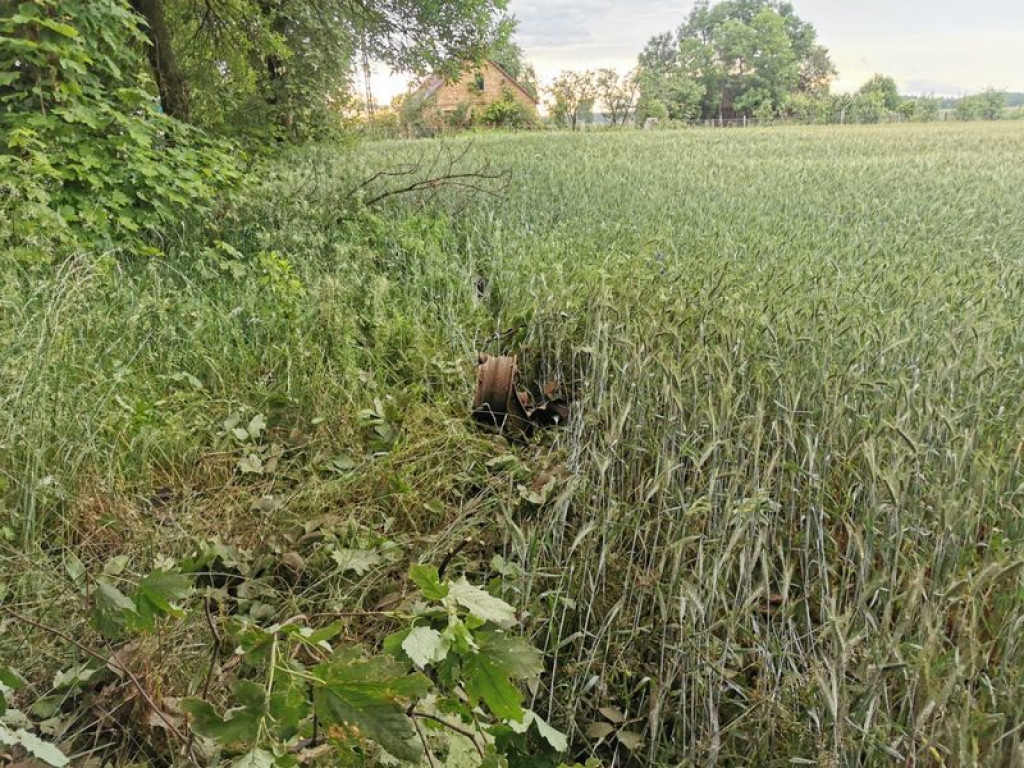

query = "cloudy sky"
[[371, 0, 1024, 101]]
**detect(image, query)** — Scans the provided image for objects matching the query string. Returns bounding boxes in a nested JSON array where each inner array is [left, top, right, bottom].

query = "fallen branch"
[[342, 140, 510, 217]]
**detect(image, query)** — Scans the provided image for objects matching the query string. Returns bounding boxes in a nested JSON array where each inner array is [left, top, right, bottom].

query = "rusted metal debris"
[[472, 354, 569, 437]]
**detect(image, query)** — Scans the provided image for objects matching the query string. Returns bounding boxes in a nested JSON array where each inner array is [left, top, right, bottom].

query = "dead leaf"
[[617, 730, 645, 751], [586, 722, 616, 740], [105, 642, 140, 678], [599, 706, 626, 724]]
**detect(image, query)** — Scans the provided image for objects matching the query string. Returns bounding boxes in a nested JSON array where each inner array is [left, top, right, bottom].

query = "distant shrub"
[[954, 90, 1006, 121], [446, 101, 475, 130], [846, 90, 887, 123], [898, 97, 941, 122], [478, 89, 535, 128]]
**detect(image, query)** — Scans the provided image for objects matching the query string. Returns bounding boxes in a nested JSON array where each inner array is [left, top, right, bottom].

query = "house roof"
[[485, 58, 539, 105], [413, 59, 538, 105]]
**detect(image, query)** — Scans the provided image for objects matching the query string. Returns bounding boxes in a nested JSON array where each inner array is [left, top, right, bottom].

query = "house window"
[[472, 73, 485, 93]]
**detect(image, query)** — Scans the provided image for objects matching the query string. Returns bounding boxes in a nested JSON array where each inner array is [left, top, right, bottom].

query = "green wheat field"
[[3, 122, 1023, 765]]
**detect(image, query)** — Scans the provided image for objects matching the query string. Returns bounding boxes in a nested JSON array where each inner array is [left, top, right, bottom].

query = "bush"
[[0, 0, 240, 260], [846, 90, 886, 123], [478, 89, 535, 129], [954, 90, 1006, 121]]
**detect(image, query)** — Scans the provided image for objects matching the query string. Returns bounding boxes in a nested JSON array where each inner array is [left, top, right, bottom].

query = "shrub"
[[478, 89, 534, 128], [0, 0, 240, 260]]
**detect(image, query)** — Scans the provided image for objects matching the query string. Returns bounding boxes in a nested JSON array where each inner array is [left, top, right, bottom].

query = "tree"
[[858, 74, 902, 111], [128, 0, 510, 137], [897, 96, 940, 122], [0, 0, 238, 254], [955, 89, 1006, 121], [595, 69, 639, 126], [847, 89, 886, 123], [636, 37, 704, 122], [979, 89, 1007, 119], [781, 91, 831, 123], [637, 0, 835, 121], [489, 17, 538, 99], [548, 70, 597, 131], [130, 0, 191, 121]]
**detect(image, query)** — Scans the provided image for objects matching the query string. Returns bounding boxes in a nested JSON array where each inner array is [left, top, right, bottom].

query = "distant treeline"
[[926, 92, 1024, 109]]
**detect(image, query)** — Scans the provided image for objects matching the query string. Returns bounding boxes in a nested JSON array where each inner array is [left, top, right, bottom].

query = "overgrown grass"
[[2, 123, 1023, 766]]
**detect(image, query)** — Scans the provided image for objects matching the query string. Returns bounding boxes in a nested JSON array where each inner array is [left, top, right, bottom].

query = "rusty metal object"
[[473, 354, 569, 437]]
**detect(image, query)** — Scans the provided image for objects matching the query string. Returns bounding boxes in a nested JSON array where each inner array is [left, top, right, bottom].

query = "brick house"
[[409, 59, 538, 127]]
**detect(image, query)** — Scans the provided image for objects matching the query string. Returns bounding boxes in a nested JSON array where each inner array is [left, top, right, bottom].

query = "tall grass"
[[2, 123, 1023, 765]]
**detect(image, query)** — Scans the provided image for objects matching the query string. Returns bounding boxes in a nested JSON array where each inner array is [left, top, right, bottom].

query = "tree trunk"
[[257, 0, 293, 134], [130, 0, 190, 122]]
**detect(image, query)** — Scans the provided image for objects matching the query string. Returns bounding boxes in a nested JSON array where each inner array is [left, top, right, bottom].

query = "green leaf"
[[182, 681, 266, 746], [92, 578, 138, 639], [383, 628, 410, 660], [103, 555, 130, 576], [237, 454, 263, 474], [462, 650, 524, 721], [616, 730, 645, 751], [268, 672, 309, 740], [247, 413, 267, 438], [52, 662, 97, 691], [477, 632, 543, 679], [134, 569, 192, 627], [0, 72, 19, 87], [410, 564, 448, 600], [312, 650, 430, 762], [447, 578, 516, 628], [305, 620, 345, 647], [0, 666, 25, 691], [401, 626, 449, 668], [37, 18, 79, 38], [508, 709, 568, 752]]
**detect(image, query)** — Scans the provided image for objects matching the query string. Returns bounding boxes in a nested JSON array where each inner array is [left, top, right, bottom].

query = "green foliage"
[[594, 68, 638, 126], [0, 723, 69, 767], [547, 70, 597, 130], [173, 565, 561, 764], [478, 89, 535, 128], [897, 96, 941, 122], [157, 0, 510, 140], [311, 651, 430, 761], [0, 0, 239, 257], [91, 562, 192, 639], [488, 17, 538, 100], [169, 0, 356, 141], [780, 90, 831, 122], [638, 0, 836, 120], [846, 88, 887, 123], [954, 89, 1007, 121], [858, 73, 903, 111]]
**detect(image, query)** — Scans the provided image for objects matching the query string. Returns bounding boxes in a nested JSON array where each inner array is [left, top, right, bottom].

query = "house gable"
[[414, 59, 538, 118]]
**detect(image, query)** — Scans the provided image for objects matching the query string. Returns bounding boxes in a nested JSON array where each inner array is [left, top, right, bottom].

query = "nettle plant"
[[183, 563, 566, 766]]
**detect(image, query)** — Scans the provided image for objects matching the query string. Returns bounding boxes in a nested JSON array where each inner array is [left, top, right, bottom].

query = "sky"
[[370, 0, 1024, 103]]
